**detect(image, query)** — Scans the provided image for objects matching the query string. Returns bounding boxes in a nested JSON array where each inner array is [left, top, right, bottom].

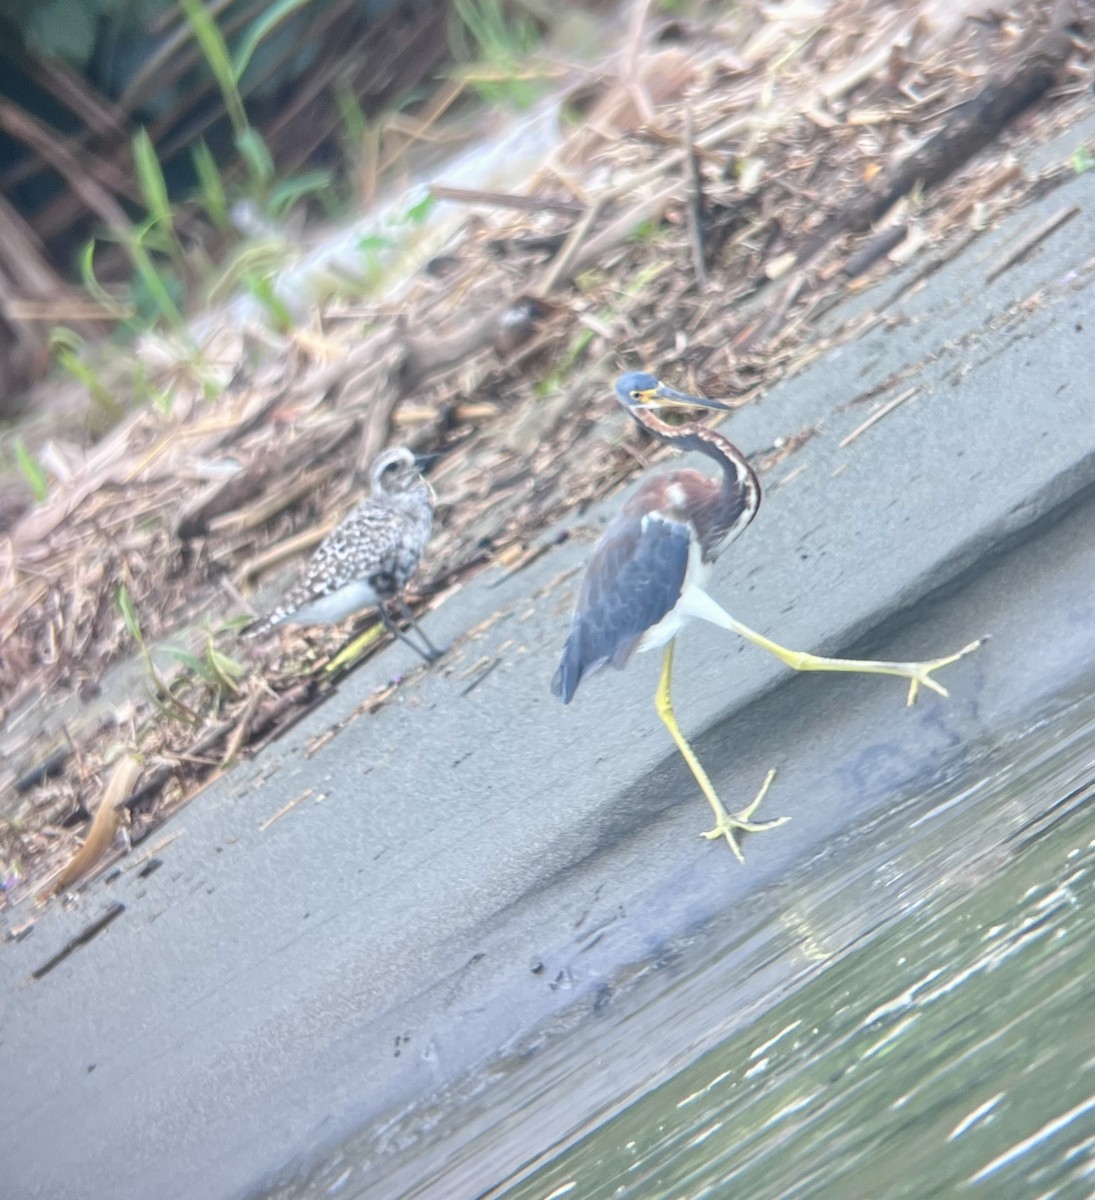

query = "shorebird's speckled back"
[[245, 446, 433, 637]]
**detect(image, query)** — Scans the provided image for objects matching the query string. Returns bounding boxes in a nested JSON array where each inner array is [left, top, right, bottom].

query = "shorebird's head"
[[370, 446, 421, 496]]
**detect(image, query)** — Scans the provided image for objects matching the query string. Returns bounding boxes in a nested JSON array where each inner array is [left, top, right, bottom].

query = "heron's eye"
[[630, 391, 642, 400], [383, 461, 400, 475]]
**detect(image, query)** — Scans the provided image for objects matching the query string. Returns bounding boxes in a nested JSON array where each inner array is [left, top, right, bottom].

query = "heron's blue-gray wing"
[[552, 512, 690, 703]]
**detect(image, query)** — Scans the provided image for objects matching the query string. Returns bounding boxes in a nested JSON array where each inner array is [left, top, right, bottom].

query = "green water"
[[268, 684, 1095, 1200], [500, 713, 1095, 1200]]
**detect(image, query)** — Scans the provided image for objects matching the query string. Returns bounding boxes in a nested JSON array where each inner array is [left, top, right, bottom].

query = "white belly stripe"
[[637, 540, 711, 652]]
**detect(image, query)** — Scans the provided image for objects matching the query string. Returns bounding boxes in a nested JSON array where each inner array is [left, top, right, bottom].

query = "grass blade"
[[241, 272, 292, 332], [12, 436, 48, 503], [126, 225, 185, 332], [161, 645, 206, 674], [117, 584, 143, 644], [266, 169, 333, 218], [180, 0, 248, 135], [232, 0, 313, 82], [77, 240, 130, 318], [234, 126, 275, 189], [334, 78, 367, 156], [191, 139, 229, 230], [132, 128, 173, 233], [50, 326, 121, 419]]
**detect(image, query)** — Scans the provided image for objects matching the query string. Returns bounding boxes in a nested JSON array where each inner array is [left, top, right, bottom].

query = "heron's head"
[[614, 372, 733, 414]]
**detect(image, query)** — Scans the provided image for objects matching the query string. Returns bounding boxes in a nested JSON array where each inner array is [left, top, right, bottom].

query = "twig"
[[31, 902, 126, 979], [984, 204, 1081, 282], [128, 830, 184, 869], [624, 0, 658, 126], [460, 658, 500, 696], [819, 15, 919, 103], [220, 685, 263, 767], [839, 387, 919, 448], [568, 182, 681, 283], [0, 99, 131, 230], [37, 755, 141, 900], [209, 468, 331, 538], [6, 297, 124, 321], [736, 270, 806, 352], [259, 787, 315, 832], [430, 184, 583, 214], [684, 105, 708, 288], [245, 681, 326, 752], [123, 718, 237, 813], [841, 225, 908, 278], [538, 194, 612, 293]]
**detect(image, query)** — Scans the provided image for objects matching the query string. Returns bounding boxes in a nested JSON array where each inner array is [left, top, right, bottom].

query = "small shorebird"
[[244, 445, 442, 662], [553, 372, 980, 860]]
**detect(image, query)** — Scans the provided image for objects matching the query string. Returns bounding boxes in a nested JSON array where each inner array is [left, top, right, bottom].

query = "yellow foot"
[[902, 638, 984, 706], [701, 768, 788, 863]]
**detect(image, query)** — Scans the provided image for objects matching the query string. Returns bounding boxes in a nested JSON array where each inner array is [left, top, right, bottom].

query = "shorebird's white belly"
[[277, 580, 381, 626]]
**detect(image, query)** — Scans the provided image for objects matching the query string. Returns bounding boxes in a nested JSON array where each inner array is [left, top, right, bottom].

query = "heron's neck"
[[634, 411, 760, 552]]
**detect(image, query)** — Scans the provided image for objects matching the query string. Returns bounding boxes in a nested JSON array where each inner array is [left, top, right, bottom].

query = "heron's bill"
[[648, 382, 734, 412]]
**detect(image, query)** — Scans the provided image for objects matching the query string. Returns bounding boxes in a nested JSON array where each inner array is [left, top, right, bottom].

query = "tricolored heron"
[[244, 445, 442, 663], [553, 372, 980, 860]]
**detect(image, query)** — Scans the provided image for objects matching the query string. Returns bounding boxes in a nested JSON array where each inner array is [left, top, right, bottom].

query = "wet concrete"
[[3, 117, 1095, 1200]]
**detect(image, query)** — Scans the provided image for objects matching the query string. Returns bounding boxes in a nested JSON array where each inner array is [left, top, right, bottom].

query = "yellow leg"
[[741, 629, 982, 706], [681, 591, 982, 707], [655, 640, 788, 862]]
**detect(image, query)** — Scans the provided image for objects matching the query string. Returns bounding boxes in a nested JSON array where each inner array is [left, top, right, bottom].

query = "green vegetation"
[[191, 139, 231, 232], [239, 271, 294, 334], [44, 0, 551, 413], [334, 78, 370, 174], [11, 436, 49, 503], [1070, 144, 1095, 174], [58, 0, 337, 355], [50, 328, 120, 421], [449, 0, 546, 108], [120, 582, 249, 722], [162, 627, 248, 704], [348, 193, 436, 295], [118, 583, 191, 721], [535, 318, 601, 398]]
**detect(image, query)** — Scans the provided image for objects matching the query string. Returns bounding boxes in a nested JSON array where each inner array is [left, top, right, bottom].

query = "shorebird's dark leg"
[[377, 601, 443, 663], [392, 596, 444, 661]]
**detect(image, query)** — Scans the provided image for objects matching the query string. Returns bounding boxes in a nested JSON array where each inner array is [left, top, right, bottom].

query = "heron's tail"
[[551, 636, 582, 703]]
